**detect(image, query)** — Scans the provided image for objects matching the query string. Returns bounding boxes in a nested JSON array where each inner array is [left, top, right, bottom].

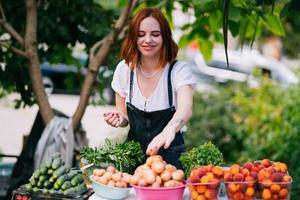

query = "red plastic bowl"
[[132, 183, 186, 200]]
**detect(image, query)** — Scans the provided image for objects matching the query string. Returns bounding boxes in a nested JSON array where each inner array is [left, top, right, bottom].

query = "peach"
[[204, 189, 217, 199], [245, 176, 255, 187], [191, 190, 199, 200], [249, 171, 258, 180], [270, 184, 281, 193], [224, 171, 233, 181], [196, 195, 206, 200], [270, 172, 283, 182], [245, 186, 255, 197], [227, 183, 238, 193], [230, 164, 240, 175], [278, 188, 288, 198], [262, 178, 273, 187], [207, 178, 220, 189], [282, 175, 292, 182], [196, 167, 207, 177], [211, 166, 223, 177], [233, 192, 244, 200], [189, 172, 200, 183], [272, 194, 279, 199], [258, 170, 266, 182], [233, 173, 244, 182], [200, 175, 210, 183], [206, 172, 214, 181], [196, 185, 207, 194], [266, 166, 276, 174], [261, 159, 272, 167], [279, 163, 288, 173], [262, 188, 272, 199], [243, 162, 253, 171], [241, 168, 250, 177]]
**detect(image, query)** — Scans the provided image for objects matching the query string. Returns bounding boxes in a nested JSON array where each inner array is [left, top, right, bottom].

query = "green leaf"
[[261, 14, 285, 36], [228, 4, 242, 23], [209, 11, 222, 32], [178, 34, 192, 48], [229, 20, 240, 37], [198, 38, 213, 61]]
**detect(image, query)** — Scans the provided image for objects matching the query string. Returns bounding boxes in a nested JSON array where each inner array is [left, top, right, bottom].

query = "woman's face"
[[137, 17, 163, 59]]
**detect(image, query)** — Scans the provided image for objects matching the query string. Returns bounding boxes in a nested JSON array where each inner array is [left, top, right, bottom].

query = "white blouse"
[[111, 60, 197, 112]]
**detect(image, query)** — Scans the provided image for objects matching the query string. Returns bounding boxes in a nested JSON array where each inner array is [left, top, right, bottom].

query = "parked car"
[[189, 48, 299, 87], [41, 59, 115, 105]]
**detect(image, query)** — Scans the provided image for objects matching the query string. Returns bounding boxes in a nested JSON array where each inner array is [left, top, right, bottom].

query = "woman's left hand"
[[146, 125, 176, 156]]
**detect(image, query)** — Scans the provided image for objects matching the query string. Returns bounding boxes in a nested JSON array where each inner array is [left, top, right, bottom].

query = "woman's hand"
[[103, 111, 128, 127], [146, 125, 176, 156]]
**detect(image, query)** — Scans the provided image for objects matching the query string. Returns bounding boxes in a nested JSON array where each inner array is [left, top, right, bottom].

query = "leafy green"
[[80, 139, 145, 174], [179, 141, 224, 176]]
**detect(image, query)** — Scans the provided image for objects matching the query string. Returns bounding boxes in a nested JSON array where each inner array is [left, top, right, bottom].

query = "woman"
[[103, 8, 196, 169]]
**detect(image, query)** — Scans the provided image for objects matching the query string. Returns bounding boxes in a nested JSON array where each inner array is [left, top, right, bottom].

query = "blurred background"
[[1, 0, 300, 198]]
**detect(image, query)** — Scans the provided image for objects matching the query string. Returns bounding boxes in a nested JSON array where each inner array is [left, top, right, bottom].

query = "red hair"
[[120, 8, 178, 69]]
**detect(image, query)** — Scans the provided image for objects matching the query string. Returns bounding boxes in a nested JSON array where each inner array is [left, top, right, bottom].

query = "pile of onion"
[[92, 166, 132, 188], [130, 155, 185, 188]]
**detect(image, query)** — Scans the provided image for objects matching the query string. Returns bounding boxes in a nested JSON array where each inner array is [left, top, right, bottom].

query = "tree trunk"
[[25, 0, 54, 125], [72, 0, 137, 129]]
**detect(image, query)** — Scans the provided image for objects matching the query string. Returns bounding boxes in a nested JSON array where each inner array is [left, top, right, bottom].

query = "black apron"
[[126, 60, 185, 169]]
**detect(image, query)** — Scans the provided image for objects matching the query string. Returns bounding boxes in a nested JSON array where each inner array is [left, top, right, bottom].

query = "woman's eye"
[[152, 34, 160, 37], [138, 33, 145, 37]]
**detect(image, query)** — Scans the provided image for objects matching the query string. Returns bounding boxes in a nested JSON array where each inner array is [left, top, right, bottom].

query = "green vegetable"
[[52, 157, 62, 169], [53, 166, 67, 178], [179, 141, 224, 176], [80, 139, 145, 173]]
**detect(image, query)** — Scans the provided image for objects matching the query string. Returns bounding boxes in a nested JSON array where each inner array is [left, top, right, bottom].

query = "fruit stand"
[[11, 141, 292, 200]]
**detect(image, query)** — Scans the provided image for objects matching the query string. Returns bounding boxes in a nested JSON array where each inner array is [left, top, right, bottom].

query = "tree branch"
[[0, 3, 24, 46], [72, 0, 138, 129], [0, 41, 27, 57], [89, 38, 105, 61], [0, 2, 6, 21]]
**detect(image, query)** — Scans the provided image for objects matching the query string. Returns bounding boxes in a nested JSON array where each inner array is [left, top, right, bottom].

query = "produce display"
[[188, 164, 223, 200], [23, 153, 87, 197], [179, 141, 224, 176], [223, 163, 257, 200], [223, 159, 292, 200], [80, 139, 145, 173], [130, 155, 185, 188], [92, 166, 132, 188]]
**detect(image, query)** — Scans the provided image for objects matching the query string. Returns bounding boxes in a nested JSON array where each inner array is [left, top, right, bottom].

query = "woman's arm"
[[103, 93, 128, 127], [146, 85, 193, 155]]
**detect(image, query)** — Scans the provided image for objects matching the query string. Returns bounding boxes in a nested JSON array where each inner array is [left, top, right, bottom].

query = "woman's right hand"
[[103, 111, 128, 127]]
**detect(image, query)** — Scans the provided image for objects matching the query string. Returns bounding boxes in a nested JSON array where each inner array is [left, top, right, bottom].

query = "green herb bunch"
[[179, 141, 224, 176], [80, 139, 145, 173]]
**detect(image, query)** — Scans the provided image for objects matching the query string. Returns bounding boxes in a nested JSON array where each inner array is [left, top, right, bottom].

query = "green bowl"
[[89, 175, 130, 200]]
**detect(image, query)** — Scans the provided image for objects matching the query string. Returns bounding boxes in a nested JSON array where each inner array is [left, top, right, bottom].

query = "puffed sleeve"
[[111, 60, 130, 97], [172, 61, 197, 91]]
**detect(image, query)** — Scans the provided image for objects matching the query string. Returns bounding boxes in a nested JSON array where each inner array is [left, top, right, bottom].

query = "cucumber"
[[54, 182, 60, 190], [70, 174, 83, 186], [75, 183, 87, 193], [52, 152, 61, 159], [30, 178, 37, 186], [33, 169, 41, 179], [32, 187, 39, 192], [67, 170, 78, 180], [25, 184, 32, 191], [47, 168, 54, 175], [56, 174, 69, 186], [43, 180, 52, 189], [38, 175, 46, 183], [52, 157, 62, 170], [39, 162, 48, 174], [45, 156, 53, 168], [63, 187, 77, 196], [53, 166, 67, 179], [61, 181, 72, 190], [49, 176, 56, 183]]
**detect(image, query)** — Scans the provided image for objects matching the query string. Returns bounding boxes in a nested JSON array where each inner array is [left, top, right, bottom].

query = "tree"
[[0, 0, 137, 129]]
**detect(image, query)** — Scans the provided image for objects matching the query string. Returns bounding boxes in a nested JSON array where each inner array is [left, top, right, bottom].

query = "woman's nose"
[[145, 34, 152, 42]]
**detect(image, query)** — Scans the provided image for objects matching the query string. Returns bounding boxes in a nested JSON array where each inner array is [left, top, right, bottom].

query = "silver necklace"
[[139, 64, 163, 79]]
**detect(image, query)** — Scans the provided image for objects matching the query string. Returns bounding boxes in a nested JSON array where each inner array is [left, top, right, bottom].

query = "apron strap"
[[168, 60, 177, 107], [129, 60, 177, 106], [129, 70, 134, 103]]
